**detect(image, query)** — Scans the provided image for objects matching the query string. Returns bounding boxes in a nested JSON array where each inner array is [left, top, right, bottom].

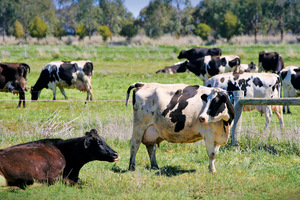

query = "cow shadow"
[[153, 165, 196, 177]]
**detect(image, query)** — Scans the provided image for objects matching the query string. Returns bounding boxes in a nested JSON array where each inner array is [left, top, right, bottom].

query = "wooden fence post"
[[231, 90, 244, 147]]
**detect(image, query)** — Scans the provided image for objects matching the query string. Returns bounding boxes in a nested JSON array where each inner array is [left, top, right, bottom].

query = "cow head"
[[199, 89, 235, 124], [31, 87, 41, 100], [177, 50, 186, 59], [83, 129, 120, 162]]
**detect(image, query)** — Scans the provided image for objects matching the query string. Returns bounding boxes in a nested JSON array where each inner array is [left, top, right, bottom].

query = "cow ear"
[[221, 58, 226, 66], [219, 92, 227, 103]]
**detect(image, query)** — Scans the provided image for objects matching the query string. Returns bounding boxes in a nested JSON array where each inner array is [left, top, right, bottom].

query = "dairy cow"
[[280, 66, 300, 114], [0, 129, 120, 189], [205, 73, 284, 130], [185, 55, 240, 84], [0, 63, 30, 107], [31, 60, 93, 101], [126, 83, 234, 173], [177, 47, 222, 61], [155, 61, 187, 74], [258, 51, 284, 74]]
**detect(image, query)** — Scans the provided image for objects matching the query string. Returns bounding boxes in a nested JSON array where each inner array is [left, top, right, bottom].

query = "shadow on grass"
[[111, 163, 128, 173], [154, 165, 196, 177]]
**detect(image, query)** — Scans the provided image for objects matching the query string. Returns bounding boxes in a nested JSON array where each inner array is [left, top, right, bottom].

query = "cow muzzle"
[[199, 116, 209, 124]]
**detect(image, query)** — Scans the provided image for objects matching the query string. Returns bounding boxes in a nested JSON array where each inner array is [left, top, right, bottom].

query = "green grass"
[[0, 44, 299, 199]]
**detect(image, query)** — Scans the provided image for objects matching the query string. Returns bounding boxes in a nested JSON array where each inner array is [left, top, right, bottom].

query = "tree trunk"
[[280, 15, 283, 43]]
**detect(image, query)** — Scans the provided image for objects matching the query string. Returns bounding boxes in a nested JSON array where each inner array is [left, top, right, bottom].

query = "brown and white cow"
[[31, 60, 93, 101], [0, 129, 120, 189], [258, 51, 284, 74], [280, 66, 300, 114], [125, 83, 235, 173], [205, 73, 284, 130], [0, 63, 30, 107]]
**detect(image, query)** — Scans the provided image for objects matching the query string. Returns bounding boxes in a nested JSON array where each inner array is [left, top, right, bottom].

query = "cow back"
[[59, 63, 79, 86]]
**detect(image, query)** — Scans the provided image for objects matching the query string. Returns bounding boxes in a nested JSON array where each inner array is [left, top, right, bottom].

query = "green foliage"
[[76, 23, 87, 40], [195, 23, 211, 41], [98, 25, 112, 42], [120, 23, 138, 41], [53, 23, 67, 39], [219, 11, 239, 41], [12, 20, 24, 39], [29, 16, 47, 40]]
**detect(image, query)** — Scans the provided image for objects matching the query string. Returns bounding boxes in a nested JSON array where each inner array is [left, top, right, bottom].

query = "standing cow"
[[205, 73, 284, 130], [177, 47, 222, 61], [31, 60, 93, 101], [258, 51, 284, 74], [184, 55, 241, 85], [0, 129, 120, 189], [0, 63, 30, 107], [280, 66, 300, 114], [126, 83, 234, 173]]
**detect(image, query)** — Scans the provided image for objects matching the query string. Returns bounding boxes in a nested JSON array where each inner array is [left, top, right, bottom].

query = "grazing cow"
[[280, 66, 300, 114], [205, 73, 284, 130], [0, 129, 120, 189], [258, 51, 284, 74], [155, 61, 187, 74], [239, 62, 258, 72], [185, 55, 240, 84], [125, 83, 235, 173], [177, 47, 222, 61], [0, 63, 30, 107], [31, 60, 93, 101]]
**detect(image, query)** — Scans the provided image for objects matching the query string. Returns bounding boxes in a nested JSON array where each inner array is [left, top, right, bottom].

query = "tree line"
[[0, 0, 299, 43]]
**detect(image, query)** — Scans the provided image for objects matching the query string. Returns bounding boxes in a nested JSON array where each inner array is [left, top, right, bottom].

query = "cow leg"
[[203, 132, 220, 173], [129, 137, 141, 171], [146, 144, 159, 170], [58, 87, 68, 100], [287, 106, 292, 114], [273, 105, 284, 131], [263, 105, 272, 129], [18, 91, 25, 108]]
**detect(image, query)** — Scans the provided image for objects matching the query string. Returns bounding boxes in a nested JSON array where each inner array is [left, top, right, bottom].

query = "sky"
[[124, 0, 200, 18]]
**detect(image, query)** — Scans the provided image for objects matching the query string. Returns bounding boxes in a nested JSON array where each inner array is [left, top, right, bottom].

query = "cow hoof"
[[129, 164, 136, 171]]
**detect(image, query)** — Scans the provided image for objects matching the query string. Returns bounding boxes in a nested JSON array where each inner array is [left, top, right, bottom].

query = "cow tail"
[[125, 83, 144, 106]]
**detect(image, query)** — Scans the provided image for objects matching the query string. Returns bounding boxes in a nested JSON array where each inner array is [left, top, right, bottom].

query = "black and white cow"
[[258, 51, 284, 74], [280, 66, 300, 114], [205, 73, 284, 130], [31, 61, 93, 101], [155, 61, 187, 74], [177, 47, 222, 61], [125, 83, 235, 173], [184, 55, 241, 84], [0, 63, 30, 107]]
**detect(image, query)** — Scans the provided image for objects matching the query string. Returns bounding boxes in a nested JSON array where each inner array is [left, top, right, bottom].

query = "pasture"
[[0, 44, 299, 199]]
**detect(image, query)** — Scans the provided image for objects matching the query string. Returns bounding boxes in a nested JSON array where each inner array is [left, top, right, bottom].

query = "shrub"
[[54, 23, 67, 40], [195, 23, 211, 41], [76, 24, 88, 40], [98, 25, 112, 42], [12, 20, 24, 39], [29, 16, 47, 40], [120, 24, 138, 41]]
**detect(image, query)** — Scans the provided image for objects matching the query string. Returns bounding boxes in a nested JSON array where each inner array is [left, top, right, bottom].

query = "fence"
[[231, 90, 300, 146]]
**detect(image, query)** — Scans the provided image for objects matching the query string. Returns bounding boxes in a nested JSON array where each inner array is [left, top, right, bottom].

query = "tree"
[[76, 23, 88, 40], [219, 11, 239, 41], [54, 23, 67, 40], [120, 23, 138, 41], [12, 20, 25, 39], [29, 16, 47, 40], [0, 0, 18, 41], [98, 25, 112, 42], [195, 23, 211, 41]]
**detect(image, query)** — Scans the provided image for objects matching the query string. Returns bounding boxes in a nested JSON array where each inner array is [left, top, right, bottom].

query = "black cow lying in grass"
[[0, 129, 120, 189]]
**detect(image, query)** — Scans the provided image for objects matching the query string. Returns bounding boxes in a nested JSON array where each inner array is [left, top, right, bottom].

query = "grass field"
[[0, 44, 299, 199]]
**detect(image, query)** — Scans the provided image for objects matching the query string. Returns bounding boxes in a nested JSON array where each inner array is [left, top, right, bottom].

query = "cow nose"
[[199, 116, 206, 123]]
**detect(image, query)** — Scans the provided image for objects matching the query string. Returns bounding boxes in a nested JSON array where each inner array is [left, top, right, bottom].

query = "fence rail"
[[231, 91, 300, 146]]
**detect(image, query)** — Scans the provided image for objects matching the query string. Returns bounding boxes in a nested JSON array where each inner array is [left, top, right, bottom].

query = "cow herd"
[[0, 47, 299, 189]]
